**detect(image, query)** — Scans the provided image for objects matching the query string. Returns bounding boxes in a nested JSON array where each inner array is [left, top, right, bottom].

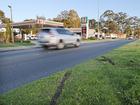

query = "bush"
[[15, 40, 31, 44], [23, 40, 31, 43], [88, 37, 97, 40]]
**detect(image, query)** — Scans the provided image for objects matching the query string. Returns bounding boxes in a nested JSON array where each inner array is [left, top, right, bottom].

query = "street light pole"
[[8, 5, 14, 43], [97, 0, 100, 39]]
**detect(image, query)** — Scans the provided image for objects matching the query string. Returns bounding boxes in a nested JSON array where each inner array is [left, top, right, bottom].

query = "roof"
[[12, 20, 64, 27]]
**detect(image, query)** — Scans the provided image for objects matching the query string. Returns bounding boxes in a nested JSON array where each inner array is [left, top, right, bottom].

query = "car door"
[[56, 29, 70, 44], [64, 29, 75, 44]]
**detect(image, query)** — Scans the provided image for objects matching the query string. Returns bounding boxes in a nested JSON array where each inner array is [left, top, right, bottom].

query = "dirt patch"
[[50, 71, 71, 105]]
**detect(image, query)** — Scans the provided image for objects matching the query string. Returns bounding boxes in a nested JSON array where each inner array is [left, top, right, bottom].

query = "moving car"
[[37, 27, 81, 49]]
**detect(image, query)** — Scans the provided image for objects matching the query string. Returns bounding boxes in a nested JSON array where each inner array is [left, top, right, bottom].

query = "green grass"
[[0, 41, 35, 48], [0, 72, 65, 105], [0, 40, 140, 105], [57, 40, 140, 105], [82, 38, 118, 43]]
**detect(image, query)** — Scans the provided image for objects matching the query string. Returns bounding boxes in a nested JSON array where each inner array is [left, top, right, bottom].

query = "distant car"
[[37, 27, 81, 49], [30, 35, 38, 40], [127, 36, 134, 40]]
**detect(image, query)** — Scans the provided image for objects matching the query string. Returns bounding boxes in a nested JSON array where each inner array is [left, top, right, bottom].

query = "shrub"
[[88, 37, 97, 40]]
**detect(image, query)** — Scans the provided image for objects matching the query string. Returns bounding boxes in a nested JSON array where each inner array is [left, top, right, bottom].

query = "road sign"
[[81, 17, 89, 39], [89, 19, 95, 29], [81, 17, 88, 24], [36, 19, 45, 24]]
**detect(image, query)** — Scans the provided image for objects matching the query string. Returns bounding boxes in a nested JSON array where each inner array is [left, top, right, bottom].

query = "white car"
[[37, 28, 81, 49]]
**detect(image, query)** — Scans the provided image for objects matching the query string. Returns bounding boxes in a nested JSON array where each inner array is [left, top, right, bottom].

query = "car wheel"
[[75, 39, 80, 47], [57, 41, 64, 49]]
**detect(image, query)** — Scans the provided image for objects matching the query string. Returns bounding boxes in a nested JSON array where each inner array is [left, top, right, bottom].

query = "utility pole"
[[8, 5, 14, 43]]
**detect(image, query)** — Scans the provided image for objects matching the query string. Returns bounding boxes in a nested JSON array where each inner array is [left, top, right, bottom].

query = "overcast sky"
[[0, 0, 140, 22]]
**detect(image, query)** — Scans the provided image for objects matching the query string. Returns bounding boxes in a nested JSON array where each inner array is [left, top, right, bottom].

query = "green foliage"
[[21, 24, 39, 35], [100, 10, 140, 34], [0, 10, 5, 17], [134, 28, 140, 38], [54, 9, 81, 28], [0, 40, 34, 48], [0, 32, 5, 43], [36, 16, 46, 20], [31, 24, 39, 34], [0, 10, 11, 43], [5, 21, 11, 43], [67, 9, 80, 28], [124, 26, 132, 36], [0, 72, 65, 105], [15, 40, 31, 43], [57, 40, 140, 105], [88, 37, 97, 40], [22, 40, 31, 43], [104, 21, 119, 33]]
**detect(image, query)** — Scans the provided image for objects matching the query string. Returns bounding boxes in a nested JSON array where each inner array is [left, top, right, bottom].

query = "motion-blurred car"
[[37, 28, 81, 49]]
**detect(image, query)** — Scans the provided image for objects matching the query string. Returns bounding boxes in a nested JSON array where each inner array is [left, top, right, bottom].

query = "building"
[[68, 28, 81, 35], [12, 19, 64, 29], [0, 19, 64, 34]]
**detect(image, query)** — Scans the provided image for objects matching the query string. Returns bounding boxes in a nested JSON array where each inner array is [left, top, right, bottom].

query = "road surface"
[[0, 40, 133, 93]]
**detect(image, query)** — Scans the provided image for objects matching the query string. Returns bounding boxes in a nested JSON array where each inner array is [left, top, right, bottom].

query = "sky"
[[0, 0, 140, 22]]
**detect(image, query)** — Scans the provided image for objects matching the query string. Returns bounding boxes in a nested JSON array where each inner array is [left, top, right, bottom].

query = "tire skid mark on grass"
[[97, 56, 115, 65], [50, 71, 71, 105]]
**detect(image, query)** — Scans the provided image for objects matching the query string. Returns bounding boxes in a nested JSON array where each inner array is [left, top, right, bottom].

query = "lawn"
[[0, 40, 140, 105], [82, 38, 119, 43], [0, 41, 35, 48]]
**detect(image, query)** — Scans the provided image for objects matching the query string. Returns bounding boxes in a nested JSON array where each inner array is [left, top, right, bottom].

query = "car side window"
[[56, 29, 73, 35], [65, 30, 74, 35], [38, 29, 51, 36], [56, 29, 65, 34], [41, 29, 50, 33]]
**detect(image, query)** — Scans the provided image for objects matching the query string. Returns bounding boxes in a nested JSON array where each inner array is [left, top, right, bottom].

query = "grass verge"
[[82, 38, 119, 43], [0, 40, 140, 105], [0, 41, 35, 48]]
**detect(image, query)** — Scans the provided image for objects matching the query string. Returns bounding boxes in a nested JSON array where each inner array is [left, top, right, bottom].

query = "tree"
[[116, 12, 128, 32], [0, 10, 5, 19], [53, 10, 70, 26], [67, 9, 80, 28], [24, 19, 34, 21], [36, 16, 46, 20], [5, 20, 11, 43], [0, 9, 11, 43], [134, 28, 140, 38], [56, 10, 69, 21], [0, 10, 5, 24], [100, 10, 115, 21], [0, 10, 5, 42], [53, 9, 80, 28], [100, 10, 119, 34], [124, 26, 132, 37], [100, 10, 140, 35], [31, 24, 38, 34], [104, 21, 119, 34]]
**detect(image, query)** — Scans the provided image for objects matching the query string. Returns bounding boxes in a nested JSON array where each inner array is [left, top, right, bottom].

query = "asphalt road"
[[0, 40, 133, 94]]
